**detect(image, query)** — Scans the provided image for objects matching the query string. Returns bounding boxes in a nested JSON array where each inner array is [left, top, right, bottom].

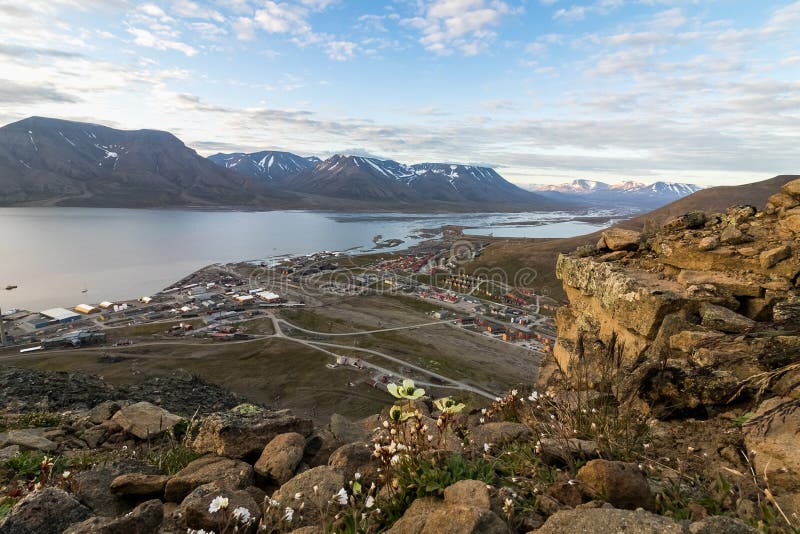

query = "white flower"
[[483, 442, 492, 453], [365, 495, 375, 508], [294, 492, 303, 500], [354, 472, 361, 480], [511, 389, 518, 396], [62, 471, 71, 479], [528, 391, 539, 401], [283, 507, 294, 522], [232, 506, 252, 524], [479, 417, 485, 424], [313, 485, 319, 495], [390, 454, 400, 465], [335, 487, 349, 505], [208, 496, 229, 513], [268, 498, 279, 508]]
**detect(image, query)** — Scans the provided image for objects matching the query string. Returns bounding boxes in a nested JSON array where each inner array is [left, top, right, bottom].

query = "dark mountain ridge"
[[0, 116, 295, 208]]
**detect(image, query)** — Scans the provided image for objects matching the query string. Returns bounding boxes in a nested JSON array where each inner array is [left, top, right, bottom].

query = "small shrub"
[[3, 451, 67, 482]]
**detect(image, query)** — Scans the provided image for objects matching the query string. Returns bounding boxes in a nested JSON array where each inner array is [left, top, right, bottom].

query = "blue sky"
[[0, 0, 799, 185]]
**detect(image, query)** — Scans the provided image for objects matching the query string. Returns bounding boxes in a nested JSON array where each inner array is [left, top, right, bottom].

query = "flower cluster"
[[204, 495, 255, 534]]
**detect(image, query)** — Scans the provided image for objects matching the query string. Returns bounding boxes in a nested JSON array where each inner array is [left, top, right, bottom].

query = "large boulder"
[[193, 405, 313, 459], [743, 397, 800, 492], [71, 466, 138, 517], [0, 488, 91, 534], [598, 229, 641, 252], [0, 429, 56, 452], [781, 178, 800, 198], [111, 401, 182, 440], [575, 459, 654, 510], [254, 432, 306, 484], [271, 466, 345, 525], [536, 508, 682, 533], [63, 499, 163, 534], [164, 455, 254, 502]]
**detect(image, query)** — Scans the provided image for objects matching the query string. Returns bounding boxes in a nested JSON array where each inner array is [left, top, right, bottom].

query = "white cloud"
[[253, 1, 310, 33], [403, 0, 517, 55], [325, 40, 356, 60], [172, 0, 225, 22], [127, 27, 198, 56]]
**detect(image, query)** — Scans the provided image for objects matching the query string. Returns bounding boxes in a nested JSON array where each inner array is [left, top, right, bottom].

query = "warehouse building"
[[41, 308, 82, 323]]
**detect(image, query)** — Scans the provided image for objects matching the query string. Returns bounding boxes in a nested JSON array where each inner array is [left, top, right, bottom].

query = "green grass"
[[0, 411, 62, 432], [145, 444, 202, 476]]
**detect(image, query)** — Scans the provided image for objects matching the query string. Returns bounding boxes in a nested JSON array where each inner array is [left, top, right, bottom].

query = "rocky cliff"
[[554, 179, 799, 417], [551, 179, 800, 524]]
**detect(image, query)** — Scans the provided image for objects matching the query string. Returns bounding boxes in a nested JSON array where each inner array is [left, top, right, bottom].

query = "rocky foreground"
[[1, 180, 799, 534]]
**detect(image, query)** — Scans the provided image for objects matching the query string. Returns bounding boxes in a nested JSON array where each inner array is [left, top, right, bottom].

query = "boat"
[[5, 285, 17, 290]]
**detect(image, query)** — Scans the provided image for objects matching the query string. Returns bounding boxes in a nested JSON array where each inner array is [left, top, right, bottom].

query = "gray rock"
[[111, 401, 182, 440], [327, 442, 376, 482], [689, 515, 759, 533], [0, 488, 90, 534], [71, 467, 135, 517], [88, 401, 123, 425], [443, 480, 491, 511], [193, 405, 312, 459], [272, 466, 345, 525], [0, 429, 56, 452], [164, 455, 254, 503], [0, 445, 20, 461], [63, 499, 163, 534], [720, 225, 749, 245], [599, 229, 642, 252], [110, 473, 170, 497], [536, 508, 683, 534], [700, 303, 756, 334]]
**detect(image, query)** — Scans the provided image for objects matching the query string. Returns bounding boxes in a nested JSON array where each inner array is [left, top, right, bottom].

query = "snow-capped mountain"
[[211, 150, 563, 206], [528, 179, 703, 209], [208, 151, 320, 182], [264, 155, 559, 205]]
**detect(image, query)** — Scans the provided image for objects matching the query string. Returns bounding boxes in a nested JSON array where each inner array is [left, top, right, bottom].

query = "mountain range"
[[0, 117, 564, 211], [0, 116, 702, 212], [210, 150, 550, 205], [525, 179, 704, 208]]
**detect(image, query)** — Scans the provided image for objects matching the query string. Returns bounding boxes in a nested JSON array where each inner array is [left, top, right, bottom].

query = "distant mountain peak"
[[526, 179, 703, 210]]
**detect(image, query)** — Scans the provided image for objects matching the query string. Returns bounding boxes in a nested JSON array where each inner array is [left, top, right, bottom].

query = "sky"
[[0, 0, 798, 186]]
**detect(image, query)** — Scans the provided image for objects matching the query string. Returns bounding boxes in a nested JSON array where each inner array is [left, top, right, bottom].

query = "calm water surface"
[[0, 208, 620, 310]]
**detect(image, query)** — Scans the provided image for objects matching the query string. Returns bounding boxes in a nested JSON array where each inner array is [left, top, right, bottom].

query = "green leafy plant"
[[0, 497, 18, 519]]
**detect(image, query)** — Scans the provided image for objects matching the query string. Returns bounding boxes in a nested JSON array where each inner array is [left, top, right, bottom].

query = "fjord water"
[[0, 207, 616, 311]]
